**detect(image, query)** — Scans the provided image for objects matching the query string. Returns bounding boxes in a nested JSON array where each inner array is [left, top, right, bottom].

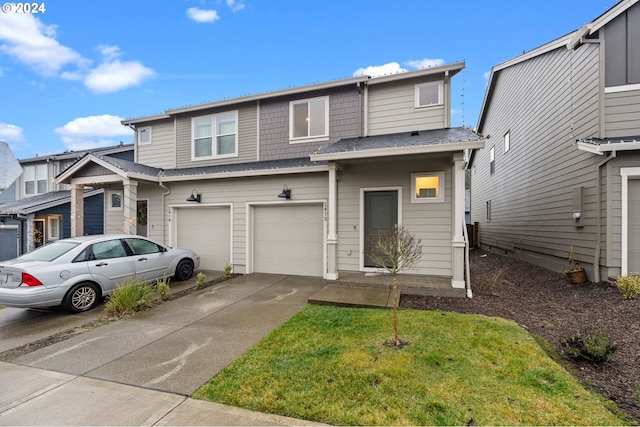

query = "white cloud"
[[353, 62, 407, 77], [405, 58, 446, 69], [0, 12, 88, 77], [187, 7, 220, 23], [484, 71, 491, 83], [54, 115, 132, 151], [85, 59, 155, 93], [226, 0, 245, 12], [0, 122, 25, 142]]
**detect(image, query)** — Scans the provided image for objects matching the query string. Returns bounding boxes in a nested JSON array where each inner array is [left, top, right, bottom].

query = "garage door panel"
[[176, 207, 230, 271], [254, 205, 323, 277]]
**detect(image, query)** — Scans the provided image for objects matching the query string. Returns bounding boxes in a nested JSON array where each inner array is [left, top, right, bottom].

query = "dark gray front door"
[[364, 190, 398, 267]]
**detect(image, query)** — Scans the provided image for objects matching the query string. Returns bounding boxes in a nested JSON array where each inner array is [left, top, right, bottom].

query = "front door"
[[364, 190, 398, 267]]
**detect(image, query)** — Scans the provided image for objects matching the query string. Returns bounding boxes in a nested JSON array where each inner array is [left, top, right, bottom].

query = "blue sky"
[[0, 0, 616, 159]]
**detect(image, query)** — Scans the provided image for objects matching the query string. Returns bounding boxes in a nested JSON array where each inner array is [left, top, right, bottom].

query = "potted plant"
[[566, 245, 588, 284]]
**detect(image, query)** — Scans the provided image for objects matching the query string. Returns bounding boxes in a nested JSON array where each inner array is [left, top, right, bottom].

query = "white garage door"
[[629, 179, 640, 273], [253, 205, 324, 277], [176, 207, 230, 270]]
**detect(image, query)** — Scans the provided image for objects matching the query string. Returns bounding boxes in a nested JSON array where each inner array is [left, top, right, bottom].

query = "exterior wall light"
[[277, 184, 291, 199], [186, 190, 201, 203]]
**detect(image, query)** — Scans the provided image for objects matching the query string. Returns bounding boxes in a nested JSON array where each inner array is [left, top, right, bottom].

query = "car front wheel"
[[63, 282, 99, 313], [175, 259, 194, 281]]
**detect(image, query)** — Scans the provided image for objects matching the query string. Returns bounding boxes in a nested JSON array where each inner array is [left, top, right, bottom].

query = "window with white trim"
[[289, 96, 329, 142], [109, 190, 123, 211], [504, 131, 510, 153], [192, 111, 238, 160], [415, 82, 443, 108], [24, 164, 48, 196], [138, 127, 152, 145], [490, 146, 495, 175], [48, 216, 61, 241], [411, 172, 444, 203]]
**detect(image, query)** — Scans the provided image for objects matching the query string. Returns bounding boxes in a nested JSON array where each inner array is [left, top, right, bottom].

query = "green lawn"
[[193, 305, 625, 426]]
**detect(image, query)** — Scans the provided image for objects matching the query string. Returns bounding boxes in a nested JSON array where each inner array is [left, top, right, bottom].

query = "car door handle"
[[95, 262, 108, 267], [138, 257, 147, 261]]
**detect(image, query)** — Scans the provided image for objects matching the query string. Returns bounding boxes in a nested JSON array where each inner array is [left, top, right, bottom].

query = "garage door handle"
[[138, 257, 147, 261], [95, 262, 108, 267]]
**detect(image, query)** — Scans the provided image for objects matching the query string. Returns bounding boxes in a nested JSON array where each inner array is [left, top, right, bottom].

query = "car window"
[[73, 247, 95, 262], [91, 240, 128, 260], [124, 238, 163, 256], [16, 241, 79, 262]]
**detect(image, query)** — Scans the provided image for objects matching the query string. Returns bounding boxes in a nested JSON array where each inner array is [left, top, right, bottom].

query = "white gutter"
[[310, 141, 486, 162], [159, 164, 329, 182], [577, 140, 640, 154]]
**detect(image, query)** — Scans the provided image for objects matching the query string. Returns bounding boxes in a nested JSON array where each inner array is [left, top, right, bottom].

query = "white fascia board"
[[56, 154, 128, 185], [22, 189, 104, 214], [160, 165, 329, 182], [588, 0, 638, 34], [365, 62, 465, 86], [121, 114, 172, 126], [164, 77, 370, 116], [578, 141, 640, 154], [310, 141, 486, 162]]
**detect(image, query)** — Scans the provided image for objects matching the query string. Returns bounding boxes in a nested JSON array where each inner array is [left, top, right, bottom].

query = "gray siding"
[[0, 181, 16, 204], [175, 103, 258, 168], [368, 76, 446, 136], [137, 118, 176, 168], [337, 155, 454, 276], [471, 43, 605, 275], [605, 89, 640, 136], [161, 173, 328, 274], [259, 86, 362, 161]]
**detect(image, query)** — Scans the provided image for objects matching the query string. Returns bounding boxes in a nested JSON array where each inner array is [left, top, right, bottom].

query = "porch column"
[[70, 184, 84, 237], [327, 162, 339, 280], [123, 180, 138, 235], [451, 153, 466, 288]]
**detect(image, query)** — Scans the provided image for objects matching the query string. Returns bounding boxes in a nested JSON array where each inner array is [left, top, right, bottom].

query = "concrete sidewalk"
[[0, 274, 328, 426]]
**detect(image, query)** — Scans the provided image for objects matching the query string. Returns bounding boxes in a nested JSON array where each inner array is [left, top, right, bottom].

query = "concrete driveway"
[[0, 274, 327, 425]]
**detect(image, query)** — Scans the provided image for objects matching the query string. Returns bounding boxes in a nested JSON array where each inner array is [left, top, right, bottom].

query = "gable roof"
[[310, 127, 485, 161], [19, 143, 133, 164], [477, 0, 638, 132], [122, 62, 465, 125], [0, 189, 103, 215]]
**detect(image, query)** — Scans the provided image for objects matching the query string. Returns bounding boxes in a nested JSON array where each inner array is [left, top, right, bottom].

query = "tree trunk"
[[392, 275, 400, 346]]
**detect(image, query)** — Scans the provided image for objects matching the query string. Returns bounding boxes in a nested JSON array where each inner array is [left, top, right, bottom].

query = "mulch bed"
[[402, 250, 640, 422]]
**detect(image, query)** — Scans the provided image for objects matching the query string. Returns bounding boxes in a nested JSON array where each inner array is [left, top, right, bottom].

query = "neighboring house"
[[470, 0, 640, 281], [0, 190, 104, 261], [57, 63, 486, 295], [0, 144, 134, 261]]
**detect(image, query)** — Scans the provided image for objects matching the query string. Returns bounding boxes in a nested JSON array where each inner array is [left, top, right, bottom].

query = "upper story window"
[[411, 171, 444, 203], [490, 146, 495, 175], [415, 82, 443, 108], [24, 164, 48, 196], [605, 4, 640, 88], [289, 96, 329, 143], [138, 127, 152, 145], [192, 111, 238, 160], [504, 131, 510, 153]]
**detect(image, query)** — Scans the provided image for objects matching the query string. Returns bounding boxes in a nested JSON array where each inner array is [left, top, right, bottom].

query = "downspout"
[[594, 150, 616, 282], [462, 218, 472, 298], [158, 173, 170, 245]]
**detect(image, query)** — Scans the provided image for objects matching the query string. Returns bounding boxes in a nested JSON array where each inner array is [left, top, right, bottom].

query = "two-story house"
[[58, 63, 485, 295], [0, 143, 134, 261], [470, 0, 640, 281]]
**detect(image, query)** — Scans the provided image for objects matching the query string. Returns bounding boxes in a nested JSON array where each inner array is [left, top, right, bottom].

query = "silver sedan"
[[0, 235, 200, 313]]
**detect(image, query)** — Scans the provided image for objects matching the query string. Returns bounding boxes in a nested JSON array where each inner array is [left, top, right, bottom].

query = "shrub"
[[224, 263, 233, 280], [476, 269, 506, 296], [105, 279, 157, 318], [560, 328, 618, 364], [155, 276, 171, 301], [616, 272, 640, 300], [195, 272, 207, 288]]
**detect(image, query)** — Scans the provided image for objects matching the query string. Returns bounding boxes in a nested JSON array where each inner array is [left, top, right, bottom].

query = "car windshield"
[[16, 241, 80, 262]]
